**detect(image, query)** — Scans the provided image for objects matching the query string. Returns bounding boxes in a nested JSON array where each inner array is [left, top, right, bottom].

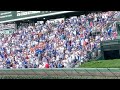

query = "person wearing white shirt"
[[80, 56, 84, 63], [62, 59, 69, 68], [81, 39, 84, 46], [4, 43, 8, 47], [100, 37, 104, 41], [18, 61, 22, 68], [71, 53, 75, 61], [39, 64, 44, 68], [68, 55, 72, 63], [90, 42, 94, 49], [85, 38, 88, 43], [0, 63, 3, 69], [95, 36, 99, 41], [76, 39, 79, 45], [73, 30, 76, 36], [60, 46, 64, 53], [56, 55, 60, 61], [35, 60, 39, 67], [6, 48, 10, 55]]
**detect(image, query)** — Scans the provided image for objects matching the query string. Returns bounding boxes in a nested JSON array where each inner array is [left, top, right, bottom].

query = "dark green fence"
[[0, 68, 120, 79]]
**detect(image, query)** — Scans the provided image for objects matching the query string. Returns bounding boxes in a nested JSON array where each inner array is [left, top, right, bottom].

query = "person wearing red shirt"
[[45, 63, 49, 68]]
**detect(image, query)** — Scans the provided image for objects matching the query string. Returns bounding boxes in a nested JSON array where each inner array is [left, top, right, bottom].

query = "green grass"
[[80, 59, 120, 68]]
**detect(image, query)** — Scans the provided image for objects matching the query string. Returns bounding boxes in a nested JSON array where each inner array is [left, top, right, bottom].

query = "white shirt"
[[95, 36, 99, 40], [53, 43, 56, 48], [2, 38, 4, 41], [62, 60, 68, 68], [76, 39, 79, 44], [18, 61, 22, 67], [39, 64, 44, 68], [102, 14, 105, 19], [7, 49, 10, 54], [4, 43, 8, 47], [16, 64, 19, 69], [0, 42, 2, 47], [8, 37, 11, 41], [68, 56, 72, 63], [36, 60, 39, 66], [100, 37, 104, 41], [60, 47, 64, 53], [56, 56, 59, 61], [94, 15, 97, 21], [81, 39, 84, 46], [0, 64, 3, 69], [85, 38, 88, 43], [81, 56, 84, 62], [71, 54, 75, 61], [91, 42, 94, 48], [34, 41, 38, 45], [73, 30, 76, 35]]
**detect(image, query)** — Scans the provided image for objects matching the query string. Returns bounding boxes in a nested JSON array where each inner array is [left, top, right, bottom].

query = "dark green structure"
[[98, 22, 120, 60], [100, 39, 120, 60]]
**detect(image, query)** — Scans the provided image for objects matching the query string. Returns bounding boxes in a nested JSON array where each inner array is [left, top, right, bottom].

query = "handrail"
[[0, 68, 119, 79]]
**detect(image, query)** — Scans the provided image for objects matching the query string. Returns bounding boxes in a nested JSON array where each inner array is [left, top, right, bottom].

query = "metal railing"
[[0, 68, 120, 79]]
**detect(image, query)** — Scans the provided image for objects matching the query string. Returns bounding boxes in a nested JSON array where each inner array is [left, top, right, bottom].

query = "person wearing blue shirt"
[[6, 58, 11, 65], [6, 58, 11, 69], [108, 27, 112, 36], [0, 52, 4, 59], [57, 62, 63, 68], [35, 49, 43, 55]]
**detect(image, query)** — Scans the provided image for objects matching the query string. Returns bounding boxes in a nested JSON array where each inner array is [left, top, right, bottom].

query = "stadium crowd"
[[0, 11, 119, 69]]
